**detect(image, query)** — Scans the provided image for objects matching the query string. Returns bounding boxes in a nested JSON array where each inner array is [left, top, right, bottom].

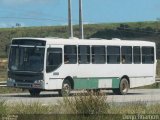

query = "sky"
[[0, 0, 160, 28]]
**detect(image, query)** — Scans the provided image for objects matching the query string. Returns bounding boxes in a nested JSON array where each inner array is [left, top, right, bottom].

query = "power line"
[[0, 16, 66, 22], [0, 16, 89, 25]]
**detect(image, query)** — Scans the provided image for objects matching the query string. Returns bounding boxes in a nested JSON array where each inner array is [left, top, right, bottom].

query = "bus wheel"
[[29, 89, 41, 97], [59, 80, 71, 97], [112, 78, 129, 95]]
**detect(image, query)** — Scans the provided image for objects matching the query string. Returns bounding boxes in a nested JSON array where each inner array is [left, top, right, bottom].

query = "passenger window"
[[142, 47, 154, 64], [46, 48, 62, 73], [133, 46, 141, 64], [107, 46, 120, 64], [92, 46, 106, 64], [78, 45, 90, 64], [121, 46, 132, 64], [64, 45, 77, 64]]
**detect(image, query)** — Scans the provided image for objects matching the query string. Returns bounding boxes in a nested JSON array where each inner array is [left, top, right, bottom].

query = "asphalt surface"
[[0, 89, 160, 105]]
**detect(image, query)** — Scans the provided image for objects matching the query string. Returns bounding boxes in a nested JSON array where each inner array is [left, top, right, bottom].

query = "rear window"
[[142, 47, 154, 64]]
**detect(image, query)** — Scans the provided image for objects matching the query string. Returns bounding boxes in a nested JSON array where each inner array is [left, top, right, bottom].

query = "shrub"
[[59, 91, 109, 115]]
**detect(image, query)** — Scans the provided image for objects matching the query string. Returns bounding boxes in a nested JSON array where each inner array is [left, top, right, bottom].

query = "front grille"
[[16, 83, 32, 87], [15, 79, 34, 83], [8, 71, 43, 81]]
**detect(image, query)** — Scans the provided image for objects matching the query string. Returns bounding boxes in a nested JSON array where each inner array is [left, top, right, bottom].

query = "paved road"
[[0, 89, 160, 105]]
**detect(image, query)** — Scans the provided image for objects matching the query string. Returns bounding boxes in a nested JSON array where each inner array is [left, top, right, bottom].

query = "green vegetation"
[[0, 60, 7, 82], [9, 102, 51, 114], [157, 60, 160, 77], [57, 92, 160, 114], [0, 93, 160, 120], [58, 92, 108, 114], [0, 21, 160, 58], [0, 100, 7, 115], [139, 83, 160, 89], [0, 87, 24, 94]]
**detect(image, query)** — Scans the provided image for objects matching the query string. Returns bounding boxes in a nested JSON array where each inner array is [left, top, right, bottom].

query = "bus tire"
[[58, 79, 71, 97], [112, 78, 129, 95], [29, 89, 41, 97]]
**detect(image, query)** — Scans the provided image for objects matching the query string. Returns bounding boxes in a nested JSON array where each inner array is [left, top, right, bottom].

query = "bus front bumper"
[[7, 78, 45, 89]]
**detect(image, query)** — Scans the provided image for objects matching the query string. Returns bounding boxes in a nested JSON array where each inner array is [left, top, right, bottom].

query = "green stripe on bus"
[[112, 78, 120, 88], [74, 78, 98, 89], [73, 77, 120, 89]]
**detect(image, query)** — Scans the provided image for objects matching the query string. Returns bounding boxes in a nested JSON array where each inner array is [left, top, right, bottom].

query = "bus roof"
[[12, 37, 155, 46]]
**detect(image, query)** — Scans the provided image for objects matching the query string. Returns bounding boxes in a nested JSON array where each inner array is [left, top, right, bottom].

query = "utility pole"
[[68, 0, 73, 38], [79, 0, 84, 39]]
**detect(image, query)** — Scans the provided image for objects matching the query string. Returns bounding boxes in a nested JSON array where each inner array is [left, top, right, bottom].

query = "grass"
[[0, 87, 25, 94], [157, 60, 160, 78], [109, 102, 147, 114], [138, 83, 160, 89], [0, 93, 160, 120], [58, 92, 109, 114], [0, 100, 7, 115], [0, 71, 7, 81], [0, 58, 7, 82], [9, 102, 51, 114], [57, 92, 160, 115]]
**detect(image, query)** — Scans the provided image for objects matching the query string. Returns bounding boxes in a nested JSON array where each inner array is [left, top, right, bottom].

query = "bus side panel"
[[73, 77, 120, 89], [44, 64, 78, 90], [76, 64, 155, 89], [129, 64, 155, 88], [130, 77, 154, 88]]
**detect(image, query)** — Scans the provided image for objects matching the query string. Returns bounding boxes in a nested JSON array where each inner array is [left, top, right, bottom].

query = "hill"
[[0, 21, 160, 58]]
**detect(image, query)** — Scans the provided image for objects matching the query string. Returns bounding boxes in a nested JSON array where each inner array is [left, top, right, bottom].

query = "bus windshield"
[[9, 46, 45, 72]]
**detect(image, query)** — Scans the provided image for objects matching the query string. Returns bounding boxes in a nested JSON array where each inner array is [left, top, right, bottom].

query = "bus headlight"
[[33, 80, 44, 88], [8, 78, 15, 83], [34, 80, 44, 84]]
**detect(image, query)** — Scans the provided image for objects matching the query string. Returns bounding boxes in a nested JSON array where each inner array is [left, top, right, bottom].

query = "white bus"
[[7, 37, 156, 96]]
